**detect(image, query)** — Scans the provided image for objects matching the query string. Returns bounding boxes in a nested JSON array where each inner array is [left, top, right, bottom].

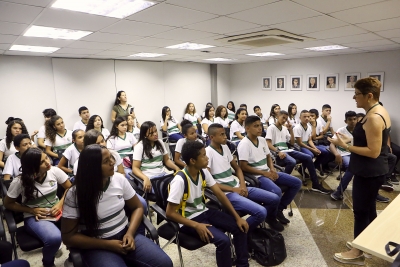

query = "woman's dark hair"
[[185, 102, 196, 115], [215, 105, 228, 119], [45, 115, 63, 144], [6, 120, 29, 149], [181, 141, 204, 165], [269, 104, 280, 117], [42, 108, 57, 118], [84, 129, 105, 147], [72, 129, 84, 141], [113, 91, 125, 106], [227, 101, 236, 113], [86, 115, 104, 132], [75, 144, 108, 237], [235, 108, 247, 121], [180, 119, 192, 128], [288, 103, 297, 119], [14, 134, 31, 147], [107, 116, 126, 141], [161, 106, 175, 124], [138, 121, 164, 159], [355, 77, 381, 100], [204, 106, 215, 120], [20, 147, 43, 203], [5, 117, 22, 125], [182, 124, 194, 136]]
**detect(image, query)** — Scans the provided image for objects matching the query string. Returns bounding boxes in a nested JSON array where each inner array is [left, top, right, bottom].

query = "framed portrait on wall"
[[325, 73, 339, 91], [290, 75, 302, 91], [306, 74, 319, 91], [367, 72, 385, 91], [262, 77, 272, 90], [275, 75, 286, 91], [344, 73, 360, 91]]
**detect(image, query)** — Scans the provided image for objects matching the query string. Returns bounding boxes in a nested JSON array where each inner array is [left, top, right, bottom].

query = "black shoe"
[[380, 180, 394, 192], [390, 175, 399, 185], [311, 184, 331, 194], [277, 210, 290, 224], [376, 194, 390, 203], [266, 218, 284, 232]]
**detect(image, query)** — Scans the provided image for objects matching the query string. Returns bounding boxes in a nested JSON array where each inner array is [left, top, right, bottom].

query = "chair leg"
[[10, 233, 18, 259], [228, 233, 237, 264], [175, 233, 185, 267], [288, 203, 293, 217]]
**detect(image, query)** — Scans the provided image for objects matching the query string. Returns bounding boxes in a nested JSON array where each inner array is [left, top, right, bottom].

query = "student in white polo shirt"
[[58, 129, 84, 178], [44, 115, 73, 166], [201, 106, 215, 141], [4, 147, 72, 267], [161, 106, 184, 142], [288, 103, 299, 126], [132, 121, 180, 193], [36, 108, 57, 150], [214, 105, 230, 128], [0, 120, 29, 169], [73, 106, 90, 131], [126, 113, 140, 140], [61, 144, 172, 267], [3, 134, 32, 181], [230, 108, 247, 144], [183, 102, 201, 126], [174, 121, 203, 168], [226, 101, 236, 123], [86, 115, 110, 140]]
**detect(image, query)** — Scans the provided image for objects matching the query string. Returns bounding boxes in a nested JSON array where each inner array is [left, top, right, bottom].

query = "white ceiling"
[[1, 0, 400, 64]]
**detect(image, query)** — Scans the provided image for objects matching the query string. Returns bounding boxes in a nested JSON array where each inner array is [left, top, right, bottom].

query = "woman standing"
[[111, 91, 133, 123], [330, 78, 390, 265]]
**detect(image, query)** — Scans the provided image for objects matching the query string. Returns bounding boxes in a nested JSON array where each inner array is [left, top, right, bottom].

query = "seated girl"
[[4, 147, 72, 267], [126, 114, 140, 140], [268, 104, 281, 126], [214, 105, 230, 128], [86, 115, 110, 139], [174, 123, 203, 168], [132, 121, 180, 193], [183, 102, 201, 126], [0, 120, 29, 169], [61, 144, 172, 267], [288, 103, 299, 125], [226, 101, 236, 123], [106, 117, 137, 179], [160, 106, 184, 142], [201, 105, 215, 144], [58, 129, 84, 179], [44, 115, 73, 166], [230, 108, 248, 144]]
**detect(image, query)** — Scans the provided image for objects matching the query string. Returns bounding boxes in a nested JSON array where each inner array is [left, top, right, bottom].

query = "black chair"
[[161, 130, 178, 159]]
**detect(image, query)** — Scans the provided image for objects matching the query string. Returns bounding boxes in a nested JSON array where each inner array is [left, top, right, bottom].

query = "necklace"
[[365, 103, 380, 115]]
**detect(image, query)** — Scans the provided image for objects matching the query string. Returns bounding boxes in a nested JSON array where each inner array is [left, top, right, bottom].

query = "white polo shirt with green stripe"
[[293, 123, 312, 145], [106, 132, 137, 159], [44, 130, 73, 152], [62, 143, 81, 170], [3, 152, 21, 178], [266, 124, 291, 151], [333, 126, 353, 157], [62, 173, 135, 238], [0, 139, 17, 162], [7, 166, 68, 218], [227, 109, 235, 122], [230, 120, 245, 142], [160, 118, 180, 135], [237, 136, 271, 178], [167, 168, 216, 225], [132, 139, 167, 178], [206, 144, 239, 192], [184, 113, 200, 126]]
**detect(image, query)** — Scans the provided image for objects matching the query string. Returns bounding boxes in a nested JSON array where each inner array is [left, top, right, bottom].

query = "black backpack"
[[247, 227, 287, 266]]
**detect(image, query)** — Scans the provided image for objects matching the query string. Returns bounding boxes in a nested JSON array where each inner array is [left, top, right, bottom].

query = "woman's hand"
[[32, 207, 51, 220], [106, 240, 127, 255], [50, 202, 63, 216], [143, 177, 152, 192], [122, 234, 135, 251], [328, 133, 350, 148]]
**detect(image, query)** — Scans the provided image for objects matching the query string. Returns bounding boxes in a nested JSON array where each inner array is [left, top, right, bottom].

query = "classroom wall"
[[0, 56, 212, 136], [228, 49, 400, 143]]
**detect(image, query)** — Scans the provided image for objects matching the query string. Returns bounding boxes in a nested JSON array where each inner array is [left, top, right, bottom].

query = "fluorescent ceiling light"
[[9, 45, 59, 53], [52, 0, 155, 19], [24, 25, 92, 40], [129, 53, 166, 58], [305, 45, 348, 51], [246, 52, 284, 57], [204, 58, 236, 62], [166, 42, 215, 50]]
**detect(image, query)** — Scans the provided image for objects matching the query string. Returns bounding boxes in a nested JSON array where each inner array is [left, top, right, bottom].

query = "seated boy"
[[316, 104, 334, 135], [293, 110, 332, 193], [174, 122, 203, 168], [207, 123, 285, 231], [36, 108, 57, 149], [254, 105, 268, 136], [167, 141, 249, 267], [73, 106, 90, 130], [238, 116, 302, 224], [3, 134, 32, 181]]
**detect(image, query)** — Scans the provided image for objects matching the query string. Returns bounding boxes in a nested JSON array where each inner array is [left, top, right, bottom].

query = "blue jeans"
[[335, 155, 354, 194], [2, 260, 30, 267], [277, 150, 319, 185], [258, 173, 302, 214], [300, 147, 333, 172], [169, 133, 184, 142], [81, 227, 172, 267], [180, 209, 249, 267], [226, 187, 269, 230], [24, 216, 61, 267]]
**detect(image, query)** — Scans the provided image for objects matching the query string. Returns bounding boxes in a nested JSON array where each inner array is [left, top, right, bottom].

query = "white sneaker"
[[346, 241, 372, 259]]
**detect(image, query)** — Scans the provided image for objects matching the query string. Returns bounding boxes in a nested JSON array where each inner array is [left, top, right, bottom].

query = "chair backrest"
[[150, 174, 175, 211]]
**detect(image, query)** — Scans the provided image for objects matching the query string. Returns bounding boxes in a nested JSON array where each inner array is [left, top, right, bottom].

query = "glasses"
[[354, 92, 364, 97]]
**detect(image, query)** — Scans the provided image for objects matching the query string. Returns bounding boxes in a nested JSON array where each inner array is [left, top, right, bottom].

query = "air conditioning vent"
[[217, 29, 314, 47]]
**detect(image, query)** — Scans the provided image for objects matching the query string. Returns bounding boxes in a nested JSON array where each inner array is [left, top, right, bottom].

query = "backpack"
[[247, 227, 287, 266], [169, 169, 206, 218]]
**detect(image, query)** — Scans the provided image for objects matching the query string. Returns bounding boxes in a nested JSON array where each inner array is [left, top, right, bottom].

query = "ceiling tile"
[[0, 43, 11, 50], [13, 36, 74, 47], [165, 0, 272, 15], [101, 20, 175, 36], [54, 47, 103, 55], [111, 43, 159, 52], [357, 17, 400, 32], [281, 40, 336, 48], [184, 17, 260, 35], [229, 1, 321, 26], [346, 39, 394, 48], [378, 29, 400, 39], [0, 34, 18, 43], [4, 50, 52, 56], [0, 2, 43, 24], [94, 50, 134, 56], [34, 8, 119, 31], [80, 32, 144, 44], [126, 3, 217, 27], [326, 33, 383, 44], [0, 21, 28, 35], [67, 41, 119, 50], [360, 43, 400, 51], [307, 25, 368, 39], [0, 0, 52, 7], [330, 0, 400, 24], [291, 0, 385, 13], [49, 53, 88, 58], [129, 37, 182, 47], [153, 28, 216, 41], [190, 34, 232, 46], [324, 48, 365, 55], [271, 15, 347, 35]]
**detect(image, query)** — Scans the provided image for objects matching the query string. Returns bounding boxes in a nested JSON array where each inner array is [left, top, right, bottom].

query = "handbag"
[[385, 241, 400, 267]]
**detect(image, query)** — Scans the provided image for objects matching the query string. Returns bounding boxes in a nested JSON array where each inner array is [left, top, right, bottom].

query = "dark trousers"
[[352, 175, 385, 238], [391, 142, 400, 166]]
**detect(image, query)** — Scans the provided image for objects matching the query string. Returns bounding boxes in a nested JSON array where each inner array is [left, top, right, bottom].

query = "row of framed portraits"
[[262, 72, 385, 92]]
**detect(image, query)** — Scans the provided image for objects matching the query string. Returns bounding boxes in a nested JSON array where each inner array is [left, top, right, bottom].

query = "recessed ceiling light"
[[9, 45, 60, 53], [246, 52, 284, 57], [166, 42, 215, 50], [305, 45, 348, 51], [52, 0, 155, 19], [129, 53, 166, 58], [204, 58, 236, 62], [24, 25, 92, 40]]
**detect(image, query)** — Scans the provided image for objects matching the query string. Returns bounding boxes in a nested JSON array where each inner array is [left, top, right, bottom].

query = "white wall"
[[217, 64, 231, 107], [228, 50, 400, 143]]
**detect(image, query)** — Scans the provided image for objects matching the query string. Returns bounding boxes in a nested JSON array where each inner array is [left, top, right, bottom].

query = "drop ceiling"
[[1, 0, 400, 64]]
